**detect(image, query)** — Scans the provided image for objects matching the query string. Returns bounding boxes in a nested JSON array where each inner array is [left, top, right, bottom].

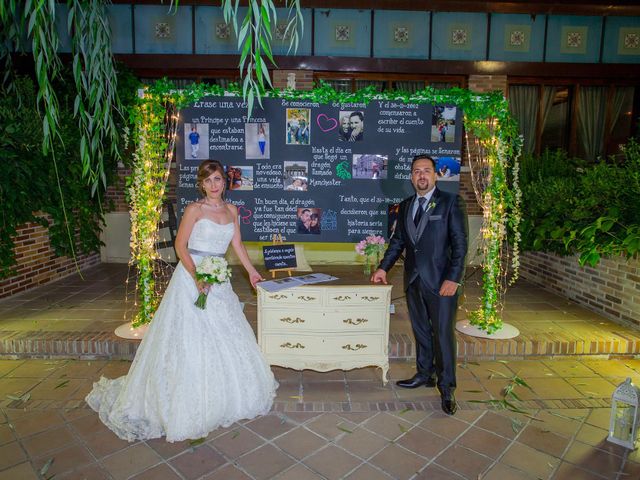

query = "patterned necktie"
[[414, 197, 426, 227]]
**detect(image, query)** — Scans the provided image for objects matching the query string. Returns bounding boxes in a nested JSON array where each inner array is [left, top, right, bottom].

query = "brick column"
[[272, 69, 314, 90]]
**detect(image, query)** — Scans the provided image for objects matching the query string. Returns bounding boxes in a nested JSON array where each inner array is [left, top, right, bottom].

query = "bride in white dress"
[[86, 160, 277, 442]]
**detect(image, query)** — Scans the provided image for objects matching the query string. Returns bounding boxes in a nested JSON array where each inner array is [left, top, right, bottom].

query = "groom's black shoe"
[[440, 391, 457, 415], [396, 374, 436, 389]]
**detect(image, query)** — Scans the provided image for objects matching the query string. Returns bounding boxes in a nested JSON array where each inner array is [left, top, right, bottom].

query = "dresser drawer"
[[259, 288, 322, 306], [262, 334, 386, 357], [326, 289, 389, 307], [262, 309, 386, 332]]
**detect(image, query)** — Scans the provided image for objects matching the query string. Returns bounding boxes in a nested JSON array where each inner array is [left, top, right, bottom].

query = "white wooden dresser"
[[257, 284, 393, 384]]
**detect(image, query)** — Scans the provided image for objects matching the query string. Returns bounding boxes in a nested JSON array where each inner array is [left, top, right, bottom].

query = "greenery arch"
[[129, 80, 522, 334]]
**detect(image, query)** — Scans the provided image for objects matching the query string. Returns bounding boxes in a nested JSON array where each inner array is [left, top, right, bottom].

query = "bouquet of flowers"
[[194, 256, 232, 309], [355, 235, 386, 275]]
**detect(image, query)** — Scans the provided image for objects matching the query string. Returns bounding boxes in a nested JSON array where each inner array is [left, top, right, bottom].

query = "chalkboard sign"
[[176, 96, 463, 242], [262, 244, 297, 270]]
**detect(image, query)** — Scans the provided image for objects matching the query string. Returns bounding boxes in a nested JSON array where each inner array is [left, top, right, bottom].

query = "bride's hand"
[[249, 271, 264, 289], [196, 279, 209, 293]]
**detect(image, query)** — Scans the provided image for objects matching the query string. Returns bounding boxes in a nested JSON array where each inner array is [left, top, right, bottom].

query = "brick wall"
[[0, 216, 101, 299], [468, 75, 508, 94], [273, 70, 314, 90], [520, 251, 640, 327]]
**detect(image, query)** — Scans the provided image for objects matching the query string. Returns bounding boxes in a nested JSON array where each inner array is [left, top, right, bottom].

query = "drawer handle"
[[280, 317, 305, 324], [280, 342, 305, 349], [333, 295, 352, 301], [297, 296, 316, 301], [342, 343, 367, 351], [343, 318, 368, 326], [360, 296, 380, 302], [269, 294, 288, 300]]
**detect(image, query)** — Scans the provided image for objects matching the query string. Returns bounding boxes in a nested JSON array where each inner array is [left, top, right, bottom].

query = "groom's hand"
[[371, 269, 387, 285], [439, 280, 459, 296]]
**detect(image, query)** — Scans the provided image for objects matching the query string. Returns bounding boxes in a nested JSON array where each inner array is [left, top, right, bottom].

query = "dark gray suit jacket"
[[379, 187, 468, 293]]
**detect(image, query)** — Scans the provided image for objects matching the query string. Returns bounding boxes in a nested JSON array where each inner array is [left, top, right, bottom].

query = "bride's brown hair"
[[196, 160, 226, 198]]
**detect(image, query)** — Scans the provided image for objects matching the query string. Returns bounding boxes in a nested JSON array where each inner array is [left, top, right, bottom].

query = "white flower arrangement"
[[194, 256, 232, 309]]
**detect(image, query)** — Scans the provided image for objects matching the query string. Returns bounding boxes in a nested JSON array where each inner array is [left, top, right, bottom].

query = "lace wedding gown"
[[86, 219, 278, 442]]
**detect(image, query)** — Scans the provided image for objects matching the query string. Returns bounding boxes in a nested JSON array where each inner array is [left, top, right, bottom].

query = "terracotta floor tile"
[[456, 426, 512, 459], [414, 462, 466, 479], [396, 427, 450, 459], [543, 359, 600, 377], [303, 444, 362, 480], [517, 424, 572, 458], [69, 412, 115, 440], [5, 360, 64, 378], [55, 463, 112, 480], [84, 429, 132, 459], [0, 441, 26, 471], [388, 361, 419, 381], [0, 360, 22, 377], [301, 381, 348, 402], [369, 444, 429, 480], [502, 360, 557, 378], [337, 426, 389, 460], [348, 381, 396, 403], [584, 408, 611, 430], [146, 437, 192, 460], [305, 413, 357, 441], [169, 444, 226, 479], [129, 463, 182, 480], [501, 442, 561, 479], [100, 443, 162, 480], [481, 462, 537, 480], [619, 459, 640, 479], [273, 426, 326, 460], [281, 412, 322, 425], [532, 409, 587, 438], [99, 361, 131, 379], [33, 444, 94, 478], [336, 412, 377, 425], [245, 413, 296, 440], [344, 463, 394, 480], [418, 412, 471, 441], [210, 427, 264, 459], [0, 377, 40, 397], [0, 424, 15, 446], [524, 377, 584, 400], [581, 360, 636, 377], [563, 440, 625, 478], [363, 412, 413, 441], [435, 444, 493, 479], [201, 464, 252, 480], [565, 377, 617, 398], [235, 444, 295, 480], [474, 411, 520, 440], [275, 463, 325, 480], [21, 425, 77, 458], [552, 461, 610, 480], [10, 410, 65, 438], [0, 462, 38, 480]]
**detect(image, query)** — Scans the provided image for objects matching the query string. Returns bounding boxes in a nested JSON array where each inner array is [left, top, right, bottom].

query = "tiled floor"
[[2, 264, 640, 478], [1, 358, 640, 479], [1, 264, 639, 359]]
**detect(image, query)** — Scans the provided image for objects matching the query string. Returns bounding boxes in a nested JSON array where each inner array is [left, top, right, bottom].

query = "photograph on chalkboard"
[[338, 111, 364, 142], [296, 207, 322, 235], [226, 166, 254, 191], [430, 106, 457, 143], [286, 108, 311, 145], [388, 203, 400, 239], [283, 161, 308, 191], [245, 122, 270, 159], [434, 156, 461, 181], [352, 154, 388, 180], [184, 123, 210, 160]]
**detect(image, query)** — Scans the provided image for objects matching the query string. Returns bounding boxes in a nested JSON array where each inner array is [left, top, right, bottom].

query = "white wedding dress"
[[86, 219, 278, 442]]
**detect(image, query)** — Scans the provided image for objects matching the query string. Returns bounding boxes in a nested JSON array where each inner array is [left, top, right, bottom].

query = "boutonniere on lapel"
[[427, 201, 436, 212]]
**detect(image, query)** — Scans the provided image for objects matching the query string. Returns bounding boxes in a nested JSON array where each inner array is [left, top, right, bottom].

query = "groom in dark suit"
[[372, 154, 467, 415]]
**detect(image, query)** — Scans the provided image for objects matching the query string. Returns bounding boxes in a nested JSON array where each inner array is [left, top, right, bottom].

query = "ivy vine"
[[129, 80, 521, 334]]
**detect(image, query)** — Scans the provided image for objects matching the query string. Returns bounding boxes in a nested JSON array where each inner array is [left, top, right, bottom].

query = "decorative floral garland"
[[128, 81, 521, 333]]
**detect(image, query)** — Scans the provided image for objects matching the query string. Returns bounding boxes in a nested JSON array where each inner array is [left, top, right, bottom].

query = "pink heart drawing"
[[316, 114, 338, 132], [238, 206, 253, 224]]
